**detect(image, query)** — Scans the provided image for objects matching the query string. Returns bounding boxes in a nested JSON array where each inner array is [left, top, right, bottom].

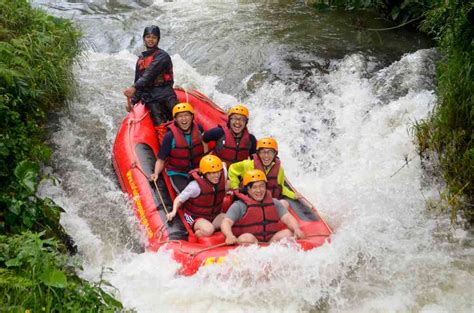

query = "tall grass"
[[415, 1, 474, 223], [0, 0, 123, 310]]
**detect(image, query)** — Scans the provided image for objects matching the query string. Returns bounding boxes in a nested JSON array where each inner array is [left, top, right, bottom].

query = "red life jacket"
[[253, 154, 282, 199], [184, 169, 226, 221], [215, 126, 251, 166], [232, 190, 284, 242], [137, 49, 174, 86], [166, 122, 204, 172]]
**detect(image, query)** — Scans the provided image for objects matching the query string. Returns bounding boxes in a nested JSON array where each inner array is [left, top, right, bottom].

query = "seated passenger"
[[166, 155, 227, 238], [228, 137, 302, 207], [150, 103, 206, 192], [221, 169, 305, 245], [202, 104, 256, 167]]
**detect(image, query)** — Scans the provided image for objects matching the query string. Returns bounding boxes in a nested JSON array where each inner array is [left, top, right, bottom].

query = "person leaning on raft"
[[202, 104, 257, 167], [228, 137, 302, 209], [166, 155, 227, 238], [123, 25, 178, 126], [150, 103, 207, 192], [221, 169, 305, 245]]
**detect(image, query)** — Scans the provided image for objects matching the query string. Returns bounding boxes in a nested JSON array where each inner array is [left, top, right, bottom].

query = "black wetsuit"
[[132, 47, 178, 125]]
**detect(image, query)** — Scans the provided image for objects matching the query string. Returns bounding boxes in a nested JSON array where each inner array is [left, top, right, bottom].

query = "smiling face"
[[175, 112, 193, 132], [228, 114, 247, 135], [247, 181, 266, 202], [257, 148, 276, 166], [143, 34, 159, 49], [205, 170, 222, 184]]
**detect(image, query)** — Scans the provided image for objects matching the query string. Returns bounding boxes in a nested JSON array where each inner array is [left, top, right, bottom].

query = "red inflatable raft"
[[112, 87, 332, 275]]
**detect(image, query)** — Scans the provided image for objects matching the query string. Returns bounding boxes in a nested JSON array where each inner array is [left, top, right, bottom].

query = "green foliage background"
[[0, 0, 123, 311], [416, 0, 473, 222]]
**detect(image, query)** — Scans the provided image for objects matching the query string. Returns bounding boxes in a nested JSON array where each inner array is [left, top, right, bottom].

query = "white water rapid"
[[35, 1, 473, 312]]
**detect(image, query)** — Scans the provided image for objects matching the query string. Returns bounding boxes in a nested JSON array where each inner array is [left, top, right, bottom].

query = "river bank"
[[0, 0, 122, 310]]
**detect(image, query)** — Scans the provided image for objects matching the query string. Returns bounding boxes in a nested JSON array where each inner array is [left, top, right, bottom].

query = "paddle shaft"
[[153, 178, 170, 216]]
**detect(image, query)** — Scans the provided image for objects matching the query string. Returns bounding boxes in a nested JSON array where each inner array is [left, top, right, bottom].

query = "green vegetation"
[[309, 0, 434, 25], [310, 0, 473, 223], [0, 0, 123, 310], [0, 232, 122, 312], [415, 1, 473, 223]]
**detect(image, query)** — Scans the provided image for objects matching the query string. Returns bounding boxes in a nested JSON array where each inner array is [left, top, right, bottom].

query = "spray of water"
[[33, 0, 473, 311], [37, 47, 474, 312]]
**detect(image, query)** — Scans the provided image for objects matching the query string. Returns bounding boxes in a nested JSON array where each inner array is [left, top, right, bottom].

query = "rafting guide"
[[123, 25, 178, 128]]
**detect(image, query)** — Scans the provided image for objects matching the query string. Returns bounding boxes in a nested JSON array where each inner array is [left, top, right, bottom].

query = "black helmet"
[[143, 25, 160, 38]]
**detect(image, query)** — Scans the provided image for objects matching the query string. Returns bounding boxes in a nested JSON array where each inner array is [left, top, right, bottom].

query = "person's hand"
[[123, 86, 136, 97], [293, 227, 305, 239], [225, 234, 237, 245], [149, 173, 159, 181], [166, 211, 176, 221], [294, 192, 303, 200]]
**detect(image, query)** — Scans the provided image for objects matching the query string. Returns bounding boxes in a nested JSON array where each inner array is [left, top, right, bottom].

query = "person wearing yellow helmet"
[[166, 155, 227, 237], [202, 104, 256, 167], [228, 137, 302, 202], [123, 25, 178, 126], [150, 103, 207, 192], [221, 169, 305, 245]]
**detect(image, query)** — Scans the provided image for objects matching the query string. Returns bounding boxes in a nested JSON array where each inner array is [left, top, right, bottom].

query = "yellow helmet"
[[256, 137, 278, 152], [242, 169, 267, 186], [199, 155, 223, 174], [172, 102, 194, 118], [228, 104, 249, 118]]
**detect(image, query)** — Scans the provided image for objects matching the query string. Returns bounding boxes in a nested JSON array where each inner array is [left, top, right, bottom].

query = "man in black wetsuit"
[[123, 25, 178, 126]]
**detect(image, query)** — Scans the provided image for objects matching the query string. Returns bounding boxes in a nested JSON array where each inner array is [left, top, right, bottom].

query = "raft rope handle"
[[174, 86, 226, 114]]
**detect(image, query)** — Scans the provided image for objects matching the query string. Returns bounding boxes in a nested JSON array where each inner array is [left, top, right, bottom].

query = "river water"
[[34, 1, 473, 312]]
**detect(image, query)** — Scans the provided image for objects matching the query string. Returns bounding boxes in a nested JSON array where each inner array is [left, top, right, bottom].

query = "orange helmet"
[[242, 169, 267, 186], [228, 104, 249, 118], [199, 155, 223, 174], [172, 103, 194, 117], [256, 137, 278, 152]]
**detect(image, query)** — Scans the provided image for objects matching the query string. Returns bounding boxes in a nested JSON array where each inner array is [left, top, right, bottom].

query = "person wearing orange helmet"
[[166, 155, 227, 237], [228, 137, 302, 202], [150, 103, 207, 192], [202, 104, 256, 167], [123, 25, 178, 126], [221, 169, 305, 245]]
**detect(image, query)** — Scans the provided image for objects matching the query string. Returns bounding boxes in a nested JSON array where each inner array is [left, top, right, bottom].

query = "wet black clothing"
[[132, 47, 178, 125]]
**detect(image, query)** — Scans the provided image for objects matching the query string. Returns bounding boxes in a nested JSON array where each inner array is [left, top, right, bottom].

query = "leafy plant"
[[0, 232, 123, 311], [0, 0, 124, 309], [415, 0, 474, 223]]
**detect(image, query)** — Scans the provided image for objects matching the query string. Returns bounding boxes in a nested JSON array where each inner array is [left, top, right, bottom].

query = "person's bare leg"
[[237, 233, 258, 245], [212, 213, 226, 231], [269, 229, 293, 242], [194, 219, 215, 237]]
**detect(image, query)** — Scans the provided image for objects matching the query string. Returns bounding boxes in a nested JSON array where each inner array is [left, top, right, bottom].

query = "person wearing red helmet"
[[123, 25, 178, 126], [202, 104, 257, 167], [221, 169, 304, 245]]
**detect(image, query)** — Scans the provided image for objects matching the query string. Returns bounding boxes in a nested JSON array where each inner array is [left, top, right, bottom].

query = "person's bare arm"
[[221, 217, 237, 245], [280, 213, 305, 239], [150, 159, 165, 181]]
